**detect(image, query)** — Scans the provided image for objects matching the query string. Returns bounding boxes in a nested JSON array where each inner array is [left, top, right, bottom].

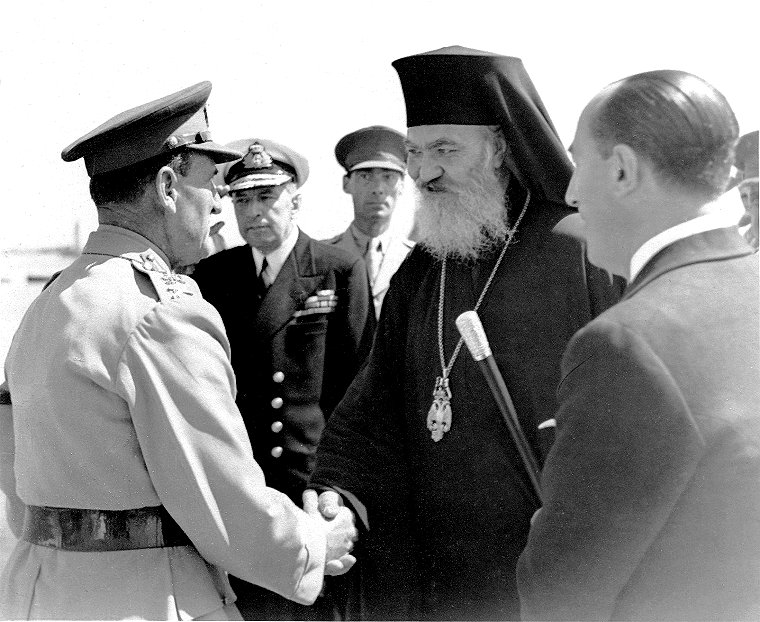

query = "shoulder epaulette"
[[129, 250, 197, 302]]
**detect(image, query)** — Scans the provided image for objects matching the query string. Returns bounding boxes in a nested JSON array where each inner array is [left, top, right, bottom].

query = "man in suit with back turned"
[[518, 70, 760, 621]]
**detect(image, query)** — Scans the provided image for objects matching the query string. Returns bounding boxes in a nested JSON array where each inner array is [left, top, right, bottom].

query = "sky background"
[[0, 0, 757, 251]]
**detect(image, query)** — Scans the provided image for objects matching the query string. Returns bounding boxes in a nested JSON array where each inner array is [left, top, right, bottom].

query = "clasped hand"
[[302, 489, 357, 576]]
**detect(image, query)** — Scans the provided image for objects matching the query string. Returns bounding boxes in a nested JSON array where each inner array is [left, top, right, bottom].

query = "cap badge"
[[244, 143, 273, 169]]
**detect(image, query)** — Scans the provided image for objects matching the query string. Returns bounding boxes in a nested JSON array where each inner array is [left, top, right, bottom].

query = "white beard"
[[414, 164, 508, 261]]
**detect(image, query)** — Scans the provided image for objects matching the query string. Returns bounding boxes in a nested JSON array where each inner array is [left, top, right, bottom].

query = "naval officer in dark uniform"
[[192, 138, 375, 620]]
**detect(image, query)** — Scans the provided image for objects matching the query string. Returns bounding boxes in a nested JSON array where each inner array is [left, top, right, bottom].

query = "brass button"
[[271, 421, 283, 433], [271, 397, 283, 409], [271, 446, 283, 458], [272, 371, 285, 383]]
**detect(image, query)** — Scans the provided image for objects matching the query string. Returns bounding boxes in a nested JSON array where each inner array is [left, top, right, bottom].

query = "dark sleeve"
[[321, 256, 376, 417], [516, 320, 704, 621], [311, 258, 411, 511], [311, 266, 418, 618]]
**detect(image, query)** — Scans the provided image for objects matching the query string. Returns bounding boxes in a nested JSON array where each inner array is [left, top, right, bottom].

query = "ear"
[[342, 174, 351, 194], [610, 144, 640, 197], [290, 192, 302, 215], [155, 165, 179, 213], [491, 132, 508, 170]]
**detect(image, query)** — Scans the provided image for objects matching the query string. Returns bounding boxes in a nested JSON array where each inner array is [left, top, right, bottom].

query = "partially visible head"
[[336, 126, 407, 236], [566, 70, 739, 275], [735, 131, 759, 247], [221, 139, 308, 254], [61, 81, 242, 269], [739, 178, 759, 215], [405, 124, 511, 261]]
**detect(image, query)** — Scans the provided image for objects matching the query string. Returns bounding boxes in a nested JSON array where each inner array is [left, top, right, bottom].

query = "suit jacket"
[[192, 230, 375, 503], [324, 226, 414, 319], [518, 227, 760, 621]]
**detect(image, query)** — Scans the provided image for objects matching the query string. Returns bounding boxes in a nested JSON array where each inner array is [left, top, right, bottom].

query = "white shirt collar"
[[629, 208, 736, 281], [251, 225, 300, 286]]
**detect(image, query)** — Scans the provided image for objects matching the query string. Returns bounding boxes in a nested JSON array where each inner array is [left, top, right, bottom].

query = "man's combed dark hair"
[[89, 149, 194, 206], [591, 70, 739, 198]]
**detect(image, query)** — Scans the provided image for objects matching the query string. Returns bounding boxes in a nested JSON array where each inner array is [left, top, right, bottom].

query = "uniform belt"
[[22, 505, 191, 551]]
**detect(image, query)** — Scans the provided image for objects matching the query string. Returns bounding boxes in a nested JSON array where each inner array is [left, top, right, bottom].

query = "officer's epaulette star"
[[129, 250, 196, 302]]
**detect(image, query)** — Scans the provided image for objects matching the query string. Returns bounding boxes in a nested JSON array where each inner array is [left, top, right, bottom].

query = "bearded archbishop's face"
[[405, 124, 509, 261]]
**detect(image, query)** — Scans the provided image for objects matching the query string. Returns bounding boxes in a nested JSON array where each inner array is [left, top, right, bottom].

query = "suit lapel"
[[254, 231, 316, 341], [624, 227, 754, 300]]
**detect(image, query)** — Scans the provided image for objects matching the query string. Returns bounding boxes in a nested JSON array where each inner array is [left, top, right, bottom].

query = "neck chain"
[[427, 189, 531, 442]]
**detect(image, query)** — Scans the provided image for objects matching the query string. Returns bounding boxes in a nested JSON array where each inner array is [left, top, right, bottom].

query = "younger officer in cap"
[[191, 138, 375, 621], [0, 83, 357, 620], [324, 126, 413, 319]]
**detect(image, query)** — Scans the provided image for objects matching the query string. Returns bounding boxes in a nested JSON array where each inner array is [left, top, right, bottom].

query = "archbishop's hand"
[[303, 489, 358, 576]]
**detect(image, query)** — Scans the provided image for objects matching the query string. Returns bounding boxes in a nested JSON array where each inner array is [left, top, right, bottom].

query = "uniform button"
[[271, 397, 283, 409], [271, 421, 283, 433], [271, 446, 283, 458], [272, 371, 285, 383]]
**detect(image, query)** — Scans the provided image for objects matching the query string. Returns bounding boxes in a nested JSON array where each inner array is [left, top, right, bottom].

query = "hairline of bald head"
[[587, 72, 739, 200]]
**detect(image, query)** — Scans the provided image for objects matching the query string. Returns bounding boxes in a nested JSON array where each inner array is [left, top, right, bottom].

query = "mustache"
[[415, 178, 452, 194], [413, 165, 508, 262]]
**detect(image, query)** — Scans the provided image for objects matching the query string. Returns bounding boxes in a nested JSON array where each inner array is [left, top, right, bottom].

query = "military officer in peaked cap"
[[0, 82, 357, 620], [191, 138, 375, 620], [323, 126, 414, 319]]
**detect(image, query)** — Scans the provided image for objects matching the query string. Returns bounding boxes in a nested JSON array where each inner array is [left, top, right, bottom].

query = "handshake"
[[302, 489, 357, 577]]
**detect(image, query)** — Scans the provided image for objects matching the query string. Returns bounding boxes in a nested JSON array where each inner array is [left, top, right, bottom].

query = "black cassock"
[[311, 192, 623, 621]]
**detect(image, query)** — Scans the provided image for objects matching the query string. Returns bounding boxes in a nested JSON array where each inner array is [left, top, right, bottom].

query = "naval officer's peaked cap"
[[221, 138, 310, 191], [61, 81, 243, 176]]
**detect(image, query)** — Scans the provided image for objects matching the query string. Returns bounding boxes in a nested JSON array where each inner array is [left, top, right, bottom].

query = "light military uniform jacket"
[[0, 225, 326, 620], [324, 225, 414, 319]]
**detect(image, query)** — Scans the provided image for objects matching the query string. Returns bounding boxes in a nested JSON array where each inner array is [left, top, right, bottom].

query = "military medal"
[[428, 190, 531, 442]]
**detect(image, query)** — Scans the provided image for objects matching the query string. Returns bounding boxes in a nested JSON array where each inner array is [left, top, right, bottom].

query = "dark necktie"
[[255, 258, 269, 301]]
